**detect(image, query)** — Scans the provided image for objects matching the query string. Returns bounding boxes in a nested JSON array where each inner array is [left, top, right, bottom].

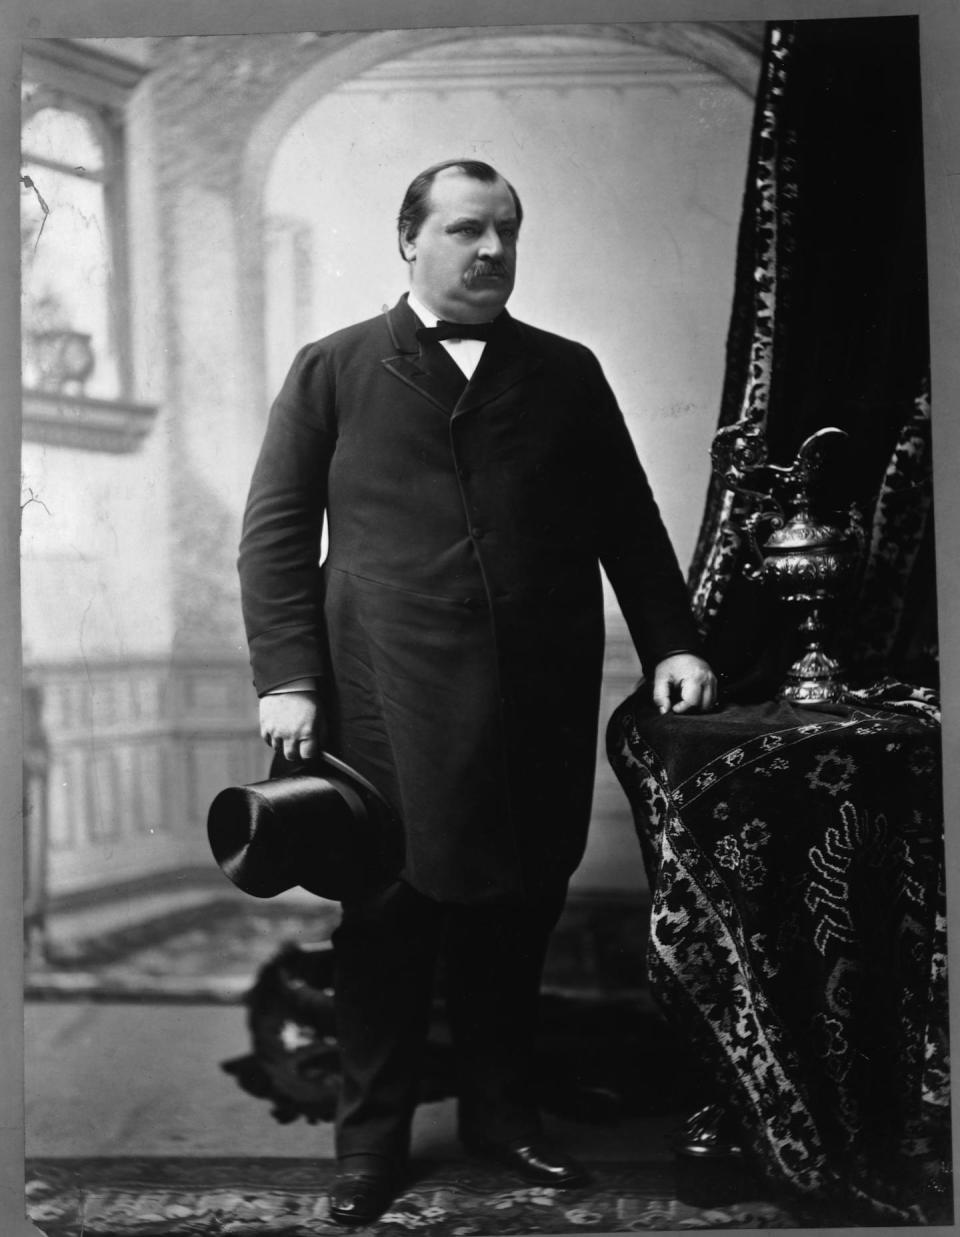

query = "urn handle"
[[742, 507, 783, 582]]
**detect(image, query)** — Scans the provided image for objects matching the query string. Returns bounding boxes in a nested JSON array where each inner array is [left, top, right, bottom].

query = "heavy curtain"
[[689, 17, 936, 698]]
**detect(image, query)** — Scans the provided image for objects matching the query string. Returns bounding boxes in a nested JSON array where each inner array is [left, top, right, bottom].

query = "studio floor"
[[24, 999, 676, 1164], [24, 999, 810, 1235], [18, 892, 817, 1232], [25, 888, 679, 1163]]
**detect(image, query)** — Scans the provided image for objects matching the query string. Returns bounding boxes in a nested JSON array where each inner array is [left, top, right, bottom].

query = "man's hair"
[[396, 159, 523, 260]]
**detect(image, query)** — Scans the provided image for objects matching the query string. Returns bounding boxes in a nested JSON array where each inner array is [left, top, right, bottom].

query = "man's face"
[[401, 168, 519, 322]]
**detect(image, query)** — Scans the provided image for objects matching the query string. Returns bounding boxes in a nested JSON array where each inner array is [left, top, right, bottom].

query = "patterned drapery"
[[689, 18, 936, 698]]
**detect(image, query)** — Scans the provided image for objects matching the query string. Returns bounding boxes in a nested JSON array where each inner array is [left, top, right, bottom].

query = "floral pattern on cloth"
[[848, 386, 935, 681], [607, 681, 951, 1225], [24, 1158, 802, 1235], [688, 25, 794, 629]]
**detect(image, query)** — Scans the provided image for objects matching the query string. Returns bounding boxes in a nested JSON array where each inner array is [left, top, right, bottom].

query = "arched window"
[[21, 98, 123, 400], [20, 41, 155, 450]]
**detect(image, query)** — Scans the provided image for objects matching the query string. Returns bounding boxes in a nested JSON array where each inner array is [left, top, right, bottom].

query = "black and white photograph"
[[4, 2, 959, 1234]]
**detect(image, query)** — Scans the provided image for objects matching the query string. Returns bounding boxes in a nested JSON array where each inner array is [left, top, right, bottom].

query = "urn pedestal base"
[[780, 645, 846, 703], [779, 612, 847, 703]]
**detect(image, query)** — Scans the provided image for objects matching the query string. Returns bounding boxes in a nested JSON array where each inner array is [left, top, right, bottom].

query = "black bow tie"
[[416, 319, 496, 343]]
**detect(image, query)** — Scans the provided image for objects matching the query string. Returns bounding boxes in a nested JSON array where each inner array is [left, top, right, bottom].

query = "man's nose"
[[477, 226, 504, 257]]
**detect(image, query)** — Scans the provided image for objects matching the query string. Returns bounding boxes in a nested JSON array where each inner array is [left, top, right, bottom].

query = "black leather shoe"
[[328, 1171, 399, 1226], [673, 1103, 745, 1159], [464, 1137, 589, 1188]]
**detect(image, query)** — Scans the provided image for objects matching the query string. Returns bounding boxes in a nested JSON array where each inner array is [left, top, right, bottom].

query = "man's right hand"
[[259, 691, 326, 764]]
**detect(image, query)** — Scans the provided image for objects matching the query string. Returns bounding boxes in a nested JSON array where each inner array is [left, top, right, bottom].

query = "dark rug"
[[25, 1157, 803, 1234]]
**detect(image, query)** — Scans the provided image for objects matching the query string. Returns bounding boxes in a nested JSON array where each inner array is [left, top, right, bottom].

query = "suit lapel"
[[454, 319, 543, 417], [379, 296, 543, 418], [380, 297, 466, 415]]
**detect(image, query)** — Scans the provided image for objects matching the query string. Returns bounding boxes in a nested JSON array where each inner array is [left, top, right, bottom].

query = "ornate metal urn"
[[711, 423, 865, 703]]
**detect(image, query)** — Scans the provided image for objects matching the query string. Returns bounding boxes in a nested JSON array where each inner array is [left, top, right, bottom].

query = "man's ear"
[[400, 230, 417, 263]]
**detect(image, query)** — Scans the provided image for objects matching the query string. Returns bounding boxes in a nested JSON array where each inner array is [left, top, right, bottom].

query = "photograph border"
[[2, 2, 958, 1234]]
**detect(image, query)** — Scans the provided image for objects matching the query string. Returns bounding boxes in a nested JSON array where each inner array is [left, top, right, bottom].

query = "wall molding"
[[25, 655, 263, 898], [339, 36, 727, 95], [22, 390, 159, 453], [23, 37, 150, 108]]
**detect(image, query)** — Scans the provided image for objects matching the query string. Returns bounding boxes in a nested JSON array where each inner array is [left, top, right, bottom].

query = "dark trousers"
[[331, 879, 567, 1167]]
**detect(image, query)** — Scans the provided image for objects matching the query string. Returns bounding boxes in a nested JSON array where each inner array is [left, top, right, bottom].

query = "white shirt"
[[407, 291, 487, 380]]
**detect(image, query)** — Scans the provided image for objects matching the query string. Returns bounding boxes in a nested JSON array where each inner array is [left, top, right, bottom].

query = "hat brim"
[[208, 752, 402, 901]]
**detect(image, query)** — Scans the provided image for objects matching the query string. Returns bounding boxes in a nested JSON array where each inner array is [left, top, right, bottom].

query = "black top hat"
[[207, 752, 403, 902]]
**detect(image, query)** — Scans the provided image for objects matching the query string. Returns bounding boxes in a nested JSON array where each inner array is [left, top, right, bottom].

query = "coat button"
[[457, 467, 470, 481], [471, 527, 484, 540]]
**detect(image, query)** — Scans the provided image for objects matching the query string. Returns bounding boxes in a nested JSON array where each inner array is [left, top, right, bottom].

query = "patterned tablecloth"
[[606, 680, 951, 1224]]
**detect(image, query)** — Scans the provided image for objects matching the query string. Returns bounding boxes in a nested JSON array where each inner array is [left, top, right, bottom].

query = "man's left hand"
[[651, 653, 718, 715]]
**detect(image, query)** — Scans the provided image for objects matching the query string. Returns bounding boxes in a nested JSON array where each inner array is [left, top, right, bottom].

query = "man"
[[239, 158, 716, 1223]]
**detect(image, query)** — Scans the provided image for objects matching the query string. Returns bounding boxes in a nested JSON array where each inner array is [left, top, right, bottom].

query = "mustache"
[[464, 259, 511, 284]]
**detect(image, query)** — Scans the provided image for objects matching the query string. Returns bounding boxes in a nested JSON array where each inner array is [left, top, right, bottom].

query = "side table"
[[606, 680, 949, 1223]]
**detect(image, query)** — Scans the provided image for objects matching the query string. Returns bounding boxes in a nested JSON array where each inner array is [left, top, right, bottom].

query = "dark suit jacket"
[[239, 296, 701, 904]]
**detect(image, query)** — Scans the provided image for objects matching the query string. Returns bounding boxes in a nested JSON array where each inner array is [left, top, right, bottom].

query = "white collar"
[[406, 291, 440, 328], [405, 291, 487, 379], [405, 291, 498, 333]]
